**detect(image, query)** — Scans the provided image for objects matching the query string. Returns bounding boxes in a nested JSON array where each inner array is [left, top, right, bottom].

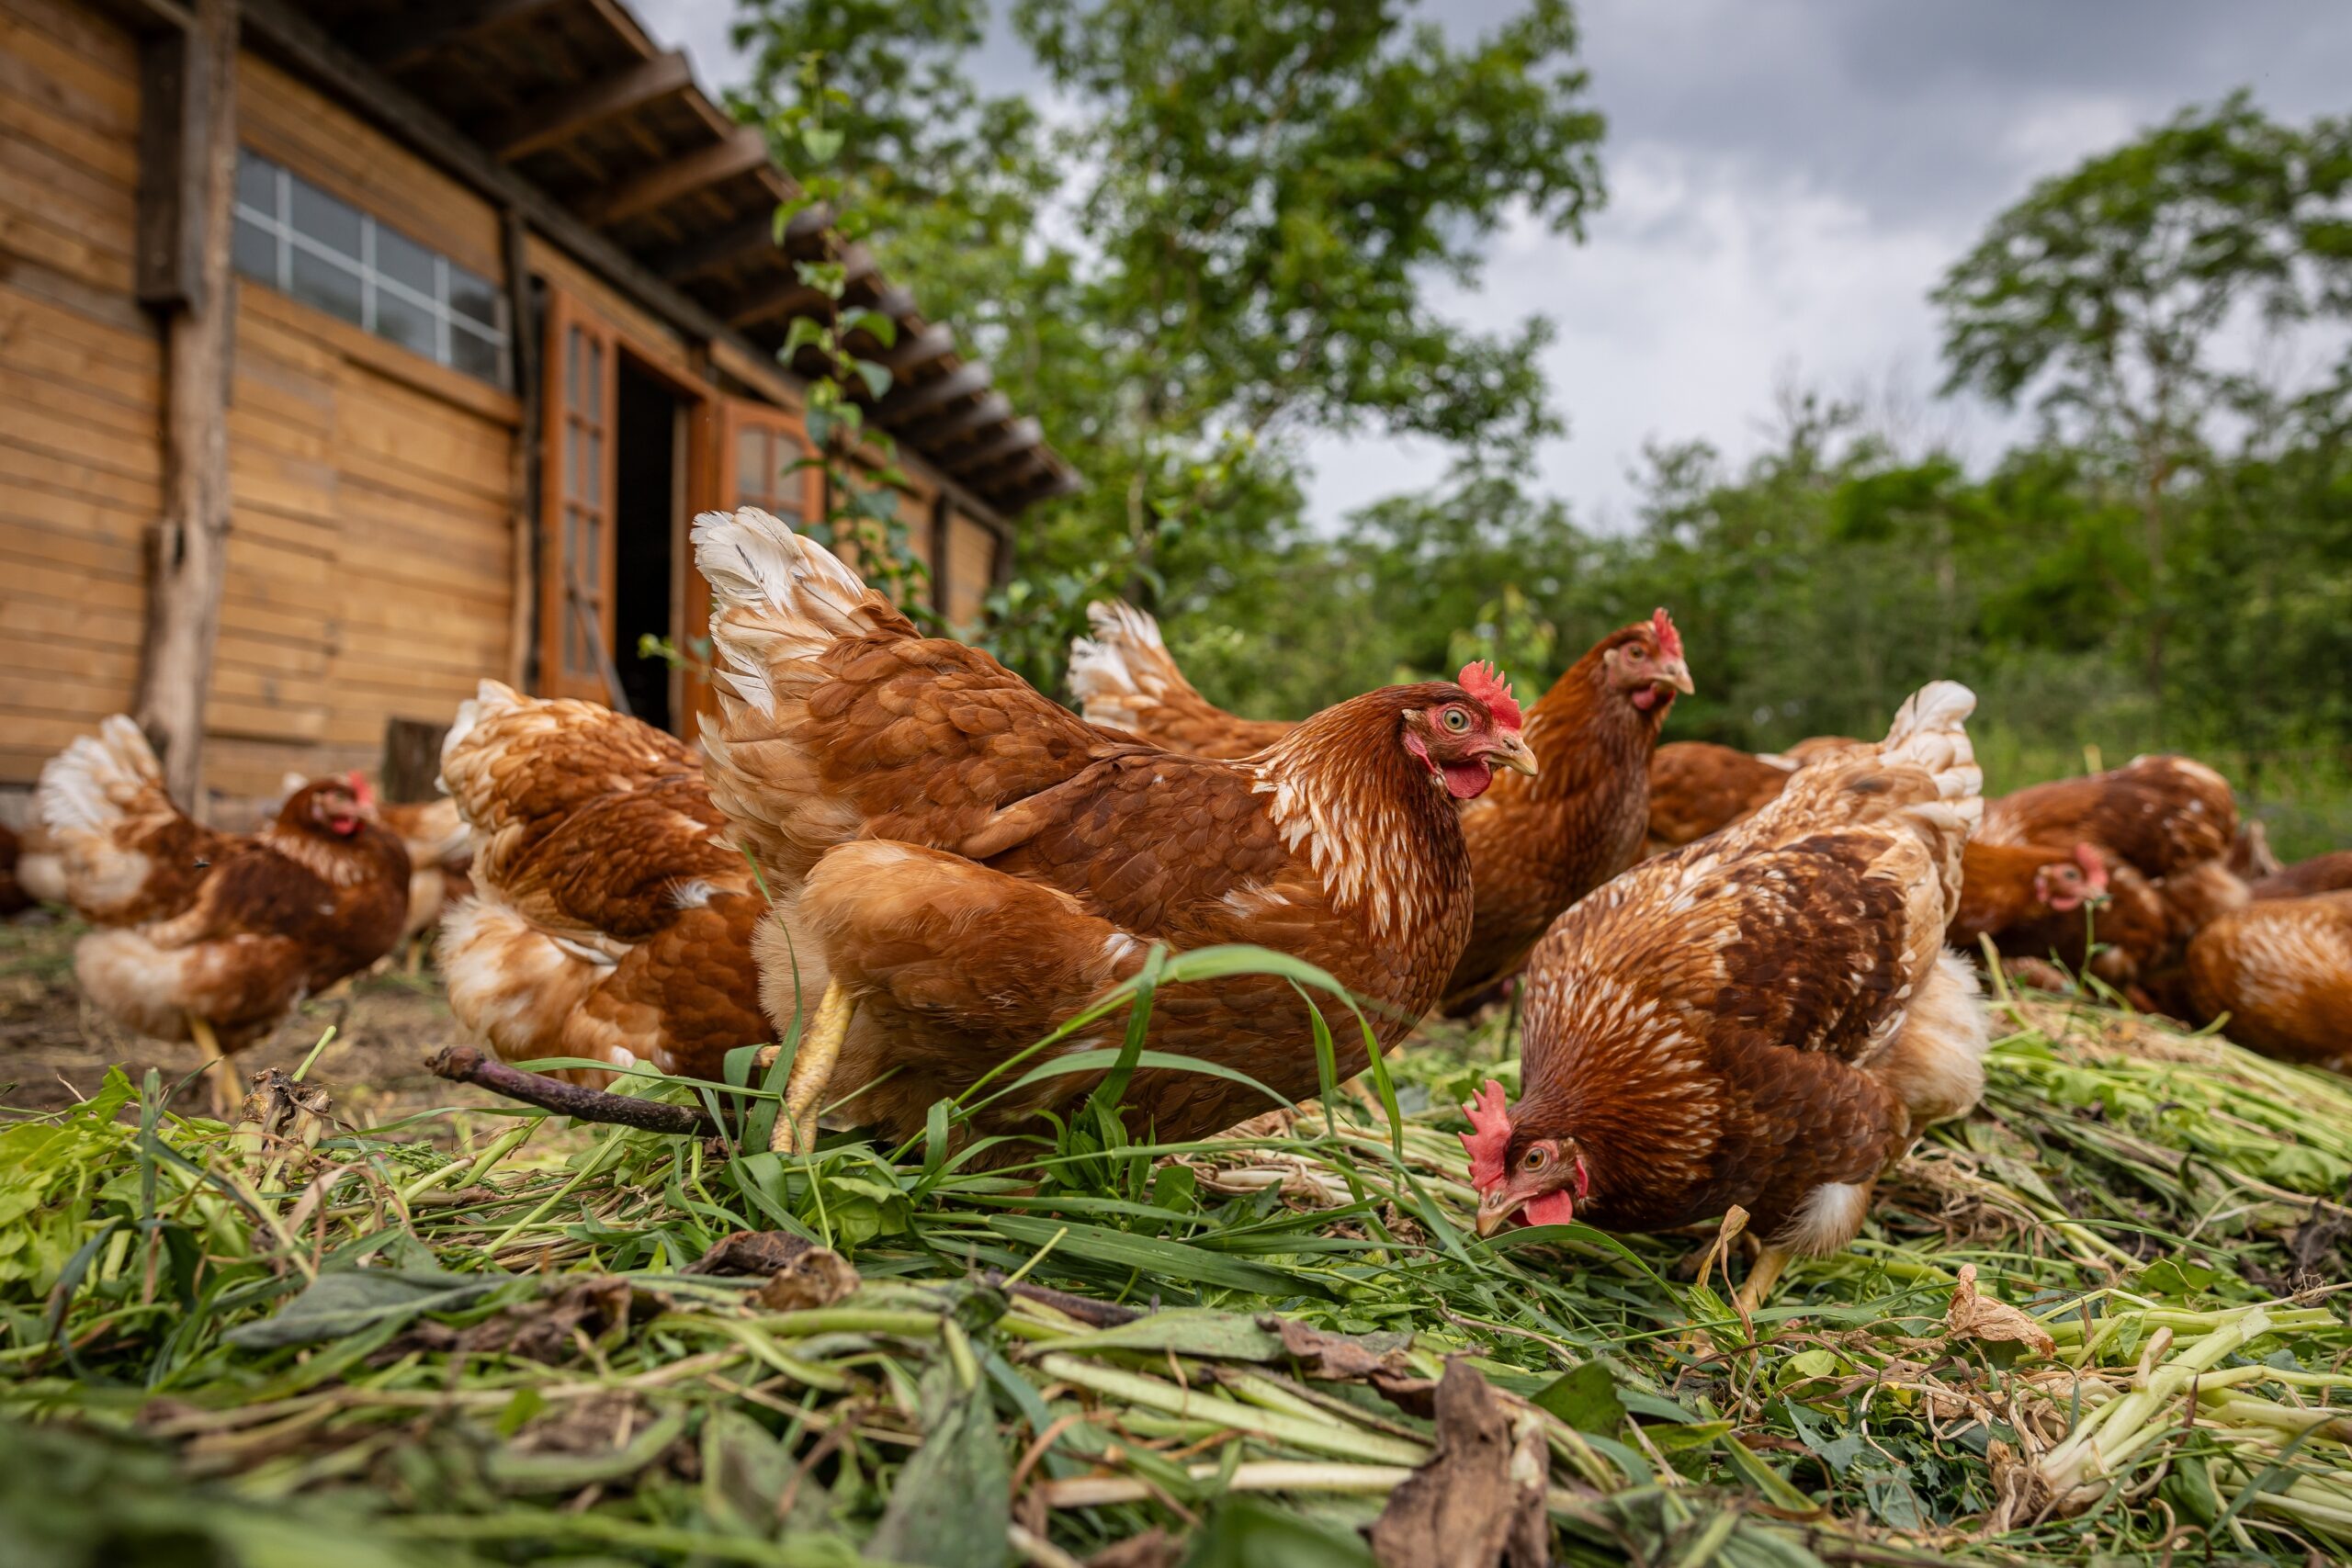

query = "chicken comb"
[[1460, 1078, 1515, 1191], [1456, 662, 1523, 734], [346, 772, 373, 807], [2073, 841, 2109, 892], [1650, 607, 1683, 661]]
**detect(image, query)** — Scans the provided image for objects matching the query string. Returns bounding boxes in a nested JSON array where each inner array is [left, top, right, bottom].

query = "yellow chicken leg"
[[1735, 1244, 1793, 1317], [187, 1014, 235, 1119], [769, 982, 854, 1156]]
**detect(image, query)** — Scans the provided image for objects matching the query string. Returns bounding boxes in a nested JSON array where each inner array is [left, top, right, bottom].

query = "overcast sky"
[[635, 0, 2352, 531]]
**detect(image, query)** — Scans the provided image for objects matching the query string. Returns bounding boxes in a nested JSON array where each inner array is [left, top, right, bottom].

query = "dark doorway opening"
[[614, 360, 679, 732]]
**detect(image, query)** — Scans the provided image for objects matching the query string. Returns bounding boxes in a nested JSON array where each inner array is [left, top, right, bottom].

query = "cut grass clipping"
[[3, 949, 2350, 1567]]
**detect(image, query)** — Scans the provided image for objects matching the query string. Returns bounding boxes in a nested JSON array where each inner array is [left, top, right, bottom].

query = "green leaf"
[[869, 1360, 1011, 1568], [781, 316, 829, 359], [1041, 1307, 1285, 1361], [1531, 1360, 1624, 1434], [842, 310, 899, 349], [487, 1406, 691, 1494], [985, 1216, 1334, 1300], [2128, 1258, 2223, 1303], [851, 356, 893, 401], [798, 125, 843, 164], [222, 1268, 507, 1349], [1185, 1497, 1377, 1568]]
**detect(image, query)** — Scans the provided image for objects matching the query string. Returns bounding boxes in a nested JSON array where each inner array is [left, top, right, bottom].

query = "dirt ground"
[[0, 913, 479, 1124]]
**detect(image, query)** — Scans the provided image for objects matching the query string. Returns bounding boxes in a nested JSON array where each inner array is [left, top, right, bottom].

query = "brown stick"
[[426, 1045, 718, 1135], [983, 1270, 1142, 1328]]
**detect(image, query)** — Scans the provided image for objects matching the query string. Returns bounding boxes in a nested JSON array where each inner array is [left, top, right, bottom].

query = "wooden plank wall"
[[945, 511, 997, 627], [0, 0, 158, 783], [207, 51, 518, 796]]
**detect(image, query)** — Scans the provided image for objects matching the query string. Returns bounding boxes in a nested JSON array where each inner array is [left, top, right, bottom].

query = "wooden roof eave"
[[232, 0, 1026, 534]]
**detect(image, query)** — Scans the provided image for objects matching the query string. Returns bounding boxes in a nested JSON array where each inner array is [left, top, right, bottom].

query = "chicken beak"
[[1657, 659, 1694, 697], [1489, 733, 1539, 777], [1475, 1191, 1522, 1238]]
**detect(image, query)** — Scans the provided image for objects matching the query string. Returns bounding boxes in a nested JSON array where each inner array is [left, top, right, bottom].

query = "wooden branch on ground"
[[427, 1045, 718, 1135]]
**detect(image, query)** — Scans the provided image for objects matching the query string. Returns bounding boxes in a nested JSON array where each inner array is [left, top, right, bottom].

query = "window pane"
[[376, 224, 436, 299], [449, 323, 501, 384], [566, 326, 583, 412], [735, 429, 765, 502], [774, 458, 803, 521], [585, 514, 601, 583], [235, 151, 277, 215], [449, 265, 499, 327], [374, 290, 433, 354], [290, 247, 361, 324], [288, 176, 361, 260], [232, 217, 278, 285], [586, 340, 604, 412], [585, 428, 601, 504]]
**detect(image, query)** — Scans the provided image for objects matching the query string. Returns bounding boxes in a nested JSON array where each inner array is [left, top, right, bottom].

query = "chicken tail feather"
[[39, 715, 171, 840], [693, 507, 919, 720], [1878, 680, 1982, 823], [1069, 601, 1165, 694]]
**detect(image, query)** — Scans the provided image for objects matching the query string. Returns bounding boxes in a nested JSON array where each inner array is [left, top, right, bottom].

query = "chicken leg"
[[769, 981, 854, 1156], [1735, 1244, 1792, 1316], [187, 1014, 234, 1119]]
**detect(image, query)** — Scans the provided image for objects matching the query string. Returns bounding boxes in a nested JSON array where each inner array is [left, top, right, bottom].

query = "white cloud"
[[1304, 141, 2012, 532], [633, 0, 2349, 536]]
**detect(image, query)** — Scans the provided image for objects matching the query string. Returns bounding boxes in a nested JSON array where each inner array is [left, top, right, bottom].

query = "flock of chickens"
[[4, 505, 2349, 1306]]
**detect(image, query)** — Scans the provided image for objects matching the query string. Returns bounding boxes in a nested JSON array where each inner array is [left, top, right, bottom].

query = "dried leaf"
[[1946, 1264, 2056, 1358], [405, 1276, 643, 1362], [1367, 1359, 1545, 1568], [753, 1247, 859, 1311], [1261, 1315, 1411, 1380], [1087, 1528, 1183, 1568], [684, 1229, 820, 1276]]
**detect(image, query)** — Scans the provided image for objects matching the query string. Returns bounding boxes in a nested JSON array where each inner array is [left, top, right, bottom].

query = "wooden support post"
[[503, 209, 542, 692], [132, 0, 238, 807]]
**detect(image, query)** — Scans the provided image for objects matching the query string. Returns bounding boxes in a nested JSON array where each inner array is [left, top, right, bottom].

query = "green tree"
[[1933, 92, 2351, 737], [728, 0, 1607, 682]]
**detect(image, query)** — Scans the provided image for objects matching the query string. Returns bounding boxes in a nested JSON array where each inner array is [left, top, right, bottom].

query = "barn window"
[[232, 150, 509, 387]]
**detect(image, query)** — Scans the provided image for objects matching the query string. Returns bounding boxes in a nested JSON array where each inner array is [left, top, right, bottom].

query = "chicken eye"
[[1442, 707, 1470, 733], [1521, 1147, 1547, 1170]]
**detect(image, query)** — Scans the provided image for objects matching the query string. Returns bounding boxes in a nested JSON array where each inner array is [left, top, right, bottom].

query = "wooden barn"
[[0, 0, 1073, 808]]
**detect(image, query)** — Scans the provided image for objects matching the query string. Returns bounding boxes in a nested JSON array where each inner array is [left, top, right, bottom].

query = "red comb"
[[347, 772, 373, 807], [2073, 841, 2108, 891], [1460, 1078, 1515, 1191], [1650, 607, 1683, 660], [1457, 662, 1523, 734]]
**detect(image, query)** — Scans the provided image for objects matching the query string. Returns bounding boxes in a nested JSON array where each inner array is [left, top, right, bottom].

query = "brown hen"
[[694, 507, 1535, 1160], [1069, 603, 1691, 1010], [1464, 682, 1990, 1311], [2249, 850, 2352, 903], [38, 716, 409, 1108], [435, 682, 770, 1084], [2185, 892, 2352, 1073], [1979, 754, 2236, 877]]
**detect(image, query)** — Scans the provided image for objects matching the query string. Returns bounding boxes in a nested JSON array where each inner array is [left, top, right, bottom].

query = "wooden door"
[[540, 288, 618, 702], [675, 400, 823, 724], [719, 400, 822, 527]]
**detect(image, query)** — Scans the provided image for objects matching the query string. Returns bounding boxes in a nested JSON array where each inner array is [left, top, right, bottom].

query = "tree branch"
[[426, 1045, 720, 1136]]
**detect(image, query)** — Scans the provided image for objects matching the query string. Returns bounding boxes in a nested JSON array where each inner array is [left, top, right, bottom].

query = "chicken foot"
[[768, 981, 854, 1156], [186, 1014, 235, 1119]]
